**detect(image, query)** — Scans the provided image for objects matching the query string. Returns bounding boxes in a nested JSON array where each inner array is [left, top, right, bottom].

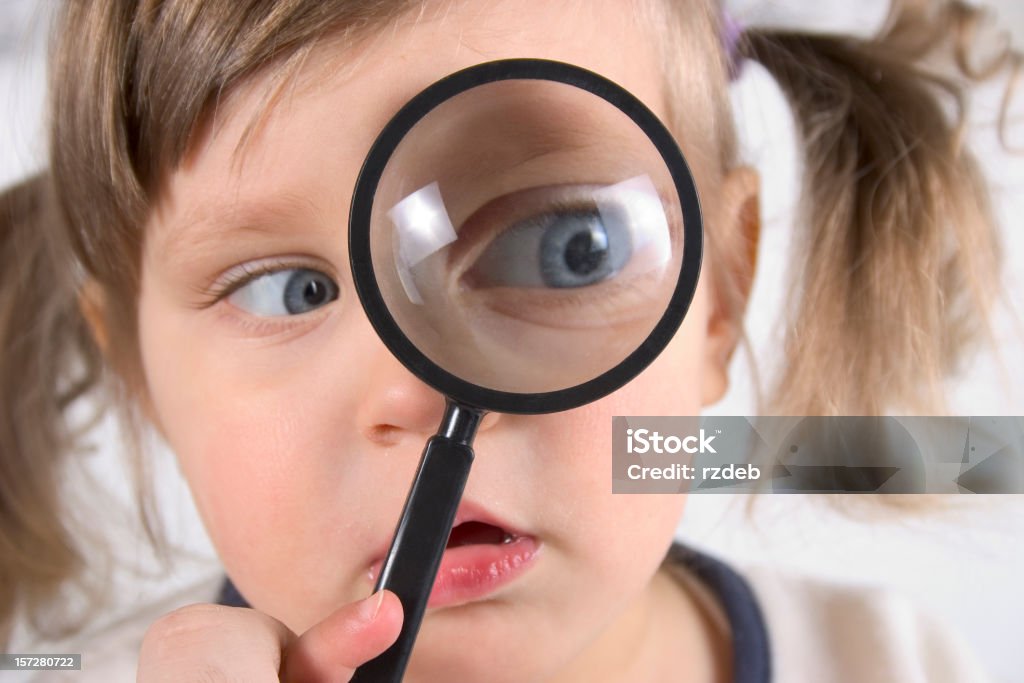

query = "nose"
[[355, 346, 447, 446], [355, 351, 504, 447], [351, 308, 505, 446]]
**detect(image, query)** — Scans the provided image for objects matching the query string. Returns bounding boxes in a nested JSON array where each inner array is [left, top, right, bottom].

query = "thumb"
[[282, 589, 403, 683]]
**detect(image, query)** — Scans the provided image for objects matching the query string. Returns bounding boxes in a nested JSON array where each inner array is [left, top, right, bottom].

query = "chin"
[[402, 602, 563, 683]]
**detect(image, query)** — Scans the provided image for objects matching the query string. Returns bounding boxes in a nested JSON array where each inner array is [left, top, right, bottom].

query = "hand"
[[137, 589, 403, 682]]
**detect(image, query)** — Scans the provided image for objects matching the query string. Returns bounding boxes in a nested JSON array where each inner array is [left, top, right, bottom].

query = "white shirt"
[[5, 559, 992, 682]]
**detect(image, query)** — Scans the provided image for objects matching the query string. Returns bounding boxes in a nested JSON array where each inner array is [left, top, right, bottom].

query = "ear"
[[78, 280, 166, 436], [701, 166, 760, 407], [78, 279, 109, 356]]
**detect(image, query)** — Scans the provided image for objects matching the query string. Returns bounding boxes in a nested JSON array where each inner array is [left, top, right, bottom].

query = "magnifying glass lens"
[[369, 79, 687, 393]]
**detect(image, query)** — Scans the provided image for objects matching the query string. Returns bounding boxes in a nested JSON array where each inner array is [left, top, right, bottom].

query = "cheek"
[[135, 278, 384, 620], [526, 277, 710, 574]]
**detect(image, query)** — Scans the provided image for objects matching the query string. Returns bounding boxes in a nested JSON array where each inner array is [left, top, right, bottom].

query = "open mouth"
[[429, 519, 538, 607], [368, 513, 539, 608], [446, 520, 518, 548]]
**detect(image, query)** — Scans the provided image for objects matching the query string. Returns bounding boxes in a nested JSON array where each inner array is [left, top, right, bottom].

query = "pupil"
[[563, 229, 607, 275], [303, 279, 325, 304]]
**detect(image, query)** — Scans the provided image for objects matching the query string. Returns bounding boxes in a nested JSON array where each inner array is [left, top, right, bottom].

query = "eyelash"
[[193, 257, 330, 308]]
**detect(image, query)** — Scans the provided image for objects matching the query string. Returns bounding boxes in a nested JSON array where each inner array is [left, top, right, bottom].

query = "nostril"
[[364, 424, 402, 446]]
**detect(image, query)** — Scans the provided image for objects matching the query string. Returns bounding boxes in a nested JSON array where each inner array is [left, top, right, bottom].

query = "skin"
[[123, 0, 760, 680]]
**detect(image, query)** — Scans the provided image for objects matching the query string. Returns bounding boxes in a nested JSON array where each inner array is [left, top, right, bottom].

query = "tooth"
[[502, 533, 515, 544]]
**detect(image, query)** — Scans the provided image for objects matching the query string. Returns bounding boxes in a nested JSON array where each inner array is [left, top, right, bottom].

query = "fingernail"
[[358, 590, 386, 623]]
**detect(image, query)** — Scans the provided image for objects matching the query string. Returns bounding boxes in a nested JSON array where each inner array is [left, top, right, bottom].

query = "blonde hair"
[[737, 1, 1018, 414], [0, 0, 1016, 639]]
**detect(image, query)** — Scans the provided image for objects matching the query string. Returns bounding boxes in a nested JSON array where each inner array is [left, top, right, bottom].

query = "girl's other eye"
[[468, 208, 633, 289], [227, 268, 339, 317]]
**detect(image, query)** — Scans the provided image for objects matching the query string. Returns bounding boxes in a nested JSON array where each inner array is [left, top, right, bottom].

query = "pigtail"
[[737, 0, 1016, 414], [0, 175, 104, 636]]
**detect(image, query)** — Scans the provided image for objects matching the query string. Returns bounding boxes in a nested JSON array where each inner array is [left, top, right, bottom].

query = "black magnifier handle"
[[351, 400, 482, 682]]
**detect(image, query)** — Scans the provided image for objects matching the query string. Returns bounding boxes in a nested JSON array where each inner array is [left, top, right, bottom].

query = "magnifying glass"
[[348, 58, 702, 681]]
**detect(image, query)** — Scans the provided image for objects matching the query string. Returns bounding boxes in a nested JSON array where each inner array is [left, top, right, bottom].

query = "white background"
[[691, 3, 1024, 683], [2, 1, 1022, 681]]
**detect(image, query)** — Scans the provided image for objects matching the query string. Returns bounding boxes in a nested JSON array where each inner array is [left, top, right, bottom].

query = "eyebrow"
[[157, 191, 330, 264], [156, 116, 651, 268]]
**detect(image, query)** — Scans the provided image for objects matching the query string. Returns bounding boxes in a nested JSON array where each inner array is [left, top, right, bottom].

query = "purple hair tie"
[[722, 10, 745, 80]]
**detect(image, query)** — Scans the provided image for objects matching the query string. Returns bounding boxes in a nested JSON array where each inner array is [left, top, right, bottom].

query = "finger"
[[282, 590, 404, 683], [138, 603, 296, 683]]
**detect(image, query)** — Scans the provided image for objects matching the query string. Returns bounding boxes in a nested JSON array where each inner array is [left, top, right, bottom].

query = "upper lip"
[[368, 498, 530, 569]]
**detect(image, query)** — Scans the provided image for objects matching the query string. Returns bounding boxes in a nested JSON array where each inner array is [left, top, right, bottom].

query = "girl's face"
[[136, 0, 750, 679]]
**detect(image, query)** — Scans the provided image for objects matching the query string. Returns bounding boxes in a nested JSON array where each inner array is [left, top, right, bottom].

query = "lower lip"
[[370, 537, 540, 609]]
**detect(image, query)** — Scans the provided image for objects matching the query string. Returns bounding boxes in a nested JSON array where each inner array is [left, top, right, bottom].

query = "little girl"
[[0, 0, 1017, 681]]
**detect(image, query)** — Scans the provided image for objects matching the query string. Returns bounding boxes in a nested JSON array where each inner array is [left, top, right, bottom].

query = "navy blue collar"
[[664, 544, 771, 683], [218, 543, 771, 682]]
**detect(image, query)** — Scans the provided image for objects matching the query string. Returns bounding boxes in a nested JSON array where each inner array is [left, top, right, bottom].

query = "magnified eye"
[[469, 208, 633, 289], [227, 268, 339, 316]]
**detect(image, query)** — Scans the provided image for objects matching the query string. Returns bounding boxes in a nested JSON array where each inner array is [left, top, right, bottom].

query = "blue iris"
[[472, 209, 632, 289], [229, 268, 339, 317]]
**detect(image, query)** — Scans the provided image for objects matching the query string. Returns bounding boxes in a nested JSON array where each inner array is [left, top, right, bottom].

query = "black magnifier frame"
[[348, 58, 703, 682], [350, 58, 703, 415]]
